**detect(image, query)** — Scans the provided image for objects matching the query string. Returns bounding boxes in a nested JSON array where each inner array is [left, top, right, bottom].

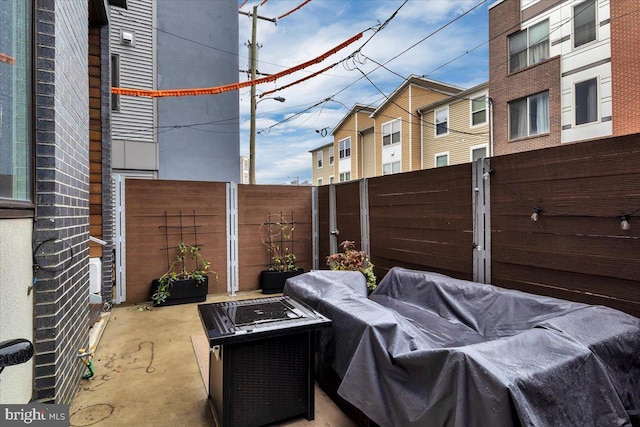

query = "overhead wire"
[[113, 32, 363, 97], [277, 0, 313, 20]]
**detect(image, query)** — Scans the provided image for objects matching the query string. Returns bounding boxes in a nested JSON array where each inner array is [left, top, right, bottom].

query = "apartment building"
[[110, 0, 240, 181], [418, 82, 490, 168], [370, 76, 463, 176], [489, 0, 640, 155], [310, 142, 334, 186], [311, 78, 492, 184]]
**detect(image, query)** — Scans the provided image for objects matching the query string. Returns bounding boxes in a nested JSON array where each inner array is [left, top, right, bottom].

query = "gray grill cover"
[[284, 267, 640, 427]]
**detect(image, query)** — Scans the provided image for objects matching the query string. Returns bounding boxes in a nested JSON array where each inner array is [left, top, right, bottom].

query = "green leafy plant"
[[152, 243, 216, 304], [326, 240, 377, 291], [260, 213, 300, 272]]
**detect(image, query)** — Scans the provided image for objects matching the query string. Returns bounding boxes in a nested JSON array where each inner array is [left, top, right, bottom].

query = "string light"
[[619, 215, 631, 231], [530, 208, 542, 222]]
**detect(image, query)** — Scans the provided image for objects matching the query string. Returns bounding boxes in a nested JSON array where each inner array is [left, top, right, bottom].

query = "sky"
[[238, 0, 490, 184]]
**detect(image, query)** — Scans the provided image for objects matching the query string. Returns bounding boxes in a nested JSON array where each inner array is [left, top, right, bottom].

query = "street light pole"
[[249, 95, 285, 184]]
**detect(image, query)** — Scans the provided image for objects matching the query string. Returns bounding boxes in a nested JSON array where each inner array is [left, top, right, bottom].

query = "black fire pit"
[[198, 296, 331, 427]]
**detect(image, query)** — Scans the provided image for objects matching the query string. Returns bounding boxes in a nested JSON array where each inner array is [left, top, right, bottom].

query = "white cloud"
[[238, 0, 490, 184]]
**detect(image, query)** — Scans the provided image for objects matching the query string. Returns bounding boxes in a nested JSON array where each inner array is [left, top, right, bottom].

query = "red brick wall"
[[611, 1, 640, 136], [489, 0, 562, 156]]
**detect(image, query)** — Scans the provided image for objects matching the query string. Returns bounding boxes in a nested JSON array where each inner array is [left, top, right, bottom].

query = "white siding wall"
[[110, 0, 155, 143], [522, 0, 612, 143]]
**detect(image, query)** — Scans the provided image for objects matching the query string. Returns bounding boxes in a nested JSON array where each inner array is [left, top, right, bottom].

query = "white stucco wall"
[[0, 219, 34, 403]]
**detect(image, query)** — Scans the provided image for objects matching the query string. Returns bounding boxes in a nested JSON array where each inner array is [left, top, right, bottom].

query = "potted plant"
[[151, 243, 216, 306], [259, 212, 305, 294], [326, 240, 377, 292]]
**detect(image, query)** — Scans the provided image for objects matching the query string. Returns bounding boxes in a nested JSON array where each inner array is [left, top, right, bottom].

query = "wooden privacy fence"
[[124, 180, 311, 303], [489, 134, 640, 316], [122, 134, 639, 317], [318, 134, 640, 318]]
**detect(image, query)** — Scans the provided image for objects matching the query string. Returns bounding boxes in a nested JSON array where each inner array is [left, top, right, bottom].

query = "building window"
[[329, 146, 334, 165], [0, 0, 32, 205], [329, 175, 334, 184], [317, 151, 323, 168], [382, 161, 400, 175], [111, 54, 120, 111], [339, 171, 350, 182], [574, 0, 596, 48], [435, 107, 449, 136], [339, 138, 351, 159], [435, 153, 449, 167], [508, 91, 549, 139], [317, 178, 323, 186], [471, 145, 488, 162], [471, 95, 487, 126], [575, 78, 598, 125], [382, 119, 400, 146], [509, 20, 549, 72]]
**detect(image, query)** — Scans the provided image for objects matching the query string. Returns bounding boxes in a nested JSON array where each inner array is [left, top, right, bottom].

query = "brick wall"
[[610, 1, 640, 136], [488, 0, 562, 156], [33, 0, 91, 403]]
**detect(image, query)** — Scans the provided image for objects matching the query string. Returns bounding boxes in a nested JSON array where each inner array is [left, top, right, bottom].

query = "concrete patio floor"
[[70, 291, 356, 427]]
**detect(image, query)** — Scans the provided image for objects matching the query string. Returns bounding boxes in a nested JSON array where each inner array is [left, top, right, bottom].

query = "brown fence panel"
[[335, 181, 362, 253], [490, 134, 640, 317], [237, 185, 312, 291], [317, 185, 330, 267], [125, 179, 228, 303], [368, 165, 474, 281]]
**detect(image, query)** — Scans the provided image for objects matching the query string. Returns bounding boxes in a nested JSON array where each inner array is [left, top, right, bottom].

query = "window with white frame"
[[509, 19, 549, 73], [574, 0, 596, 48], [329, 175, 334, 184], [471, 146, 488, 162], [382, 119, 401, 146], [317, 178, 323, 186], [339, 137, 351, 159], [508, 91, 549, 139], [329, 146, 334, 165], [575, 78, 598, 125], [435, 107, 449, 136], [435, 153, 449, 167], [339, 171, 351, 182], [317, 151, 323, 168], [471, 95, 487, 126], [382, 161, 401, 175]]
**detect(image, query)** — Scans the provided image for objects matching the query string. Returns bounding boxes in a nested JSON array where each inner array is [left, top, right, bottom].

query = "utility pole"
[[244, 7, 276, 185], [249, 5, 258, 185]]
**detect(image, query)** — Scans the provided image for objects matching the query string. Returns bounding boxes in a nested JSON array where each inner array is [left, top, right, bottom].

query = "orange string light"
[[238, 0, 248, 10], [112, 32, 363, 98], [278, 0, 313, 20]]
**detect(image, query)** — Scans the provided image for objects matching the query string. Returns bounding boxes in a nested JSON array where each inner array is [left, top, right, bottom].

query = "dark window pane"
[[509, 98, 527, 139], [575, 78, 598, 125], [574, 0, 596, 47], [509, 31, 527, 72]]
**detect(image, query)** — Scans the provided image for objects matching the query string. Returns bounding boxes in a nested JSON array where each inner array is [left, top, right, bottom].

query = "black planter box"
[[151, 276, 208, 306], [260, 269, 305, 294]]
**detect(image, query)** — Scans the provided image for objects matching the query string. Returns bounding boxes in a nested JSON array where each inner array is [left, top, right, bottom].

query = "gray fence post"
[[473, 158, 491, 283], [312, 186, 319, 270], [329, 184, 338, 254], [360, 178, 370, 255], [226, 182, 239, 295]]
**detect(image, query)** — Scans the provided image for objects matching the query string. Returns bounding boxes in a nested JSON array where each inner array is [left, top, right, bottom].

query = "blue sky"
[[238, 0, 490, 184]]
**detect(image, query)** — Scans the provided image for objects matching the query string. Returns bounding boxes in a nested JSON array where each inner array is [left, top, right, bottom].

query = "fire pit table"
[[198, 296, 331, 427]]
